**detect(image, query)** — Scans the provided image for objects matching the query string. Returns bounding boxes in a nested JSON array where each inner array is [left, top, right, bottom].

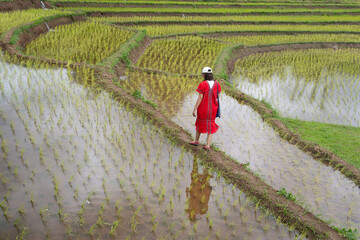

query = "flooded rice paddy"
[[230, 48, 360, 127], [0, 55, 300, 239], [122, 71, 360, 230]]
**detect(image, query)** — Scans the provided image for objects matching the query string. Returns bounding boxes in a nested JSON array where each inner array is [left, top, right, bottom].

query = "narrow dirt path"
[[101, 68, 343, 240], [0, 0, 50, 12], [172, 92, 360, 229], [116, 21, 360, 26], [55, 2, 360, 10]]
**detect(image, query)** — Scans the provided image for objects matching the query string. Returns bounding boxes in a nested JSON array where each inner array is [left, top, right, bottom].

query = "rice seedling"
[[109, 220, 120, 236], [0, 200, 7, 212], [14, 216, 22, 230], [0, 55, 304, 239], [30, 192, 35, 207], [16, 227, 29, 240], [39, 208, 48, 224], [0, 9, 72, 36], [1, 139, 8, 158], [25, 22, 133, 64], [3, 192, 10, 204], [0, 174, 7, 186], [136, 36, 226, 74], [3, 206, 10, 221], [58, 207, 67, 224]]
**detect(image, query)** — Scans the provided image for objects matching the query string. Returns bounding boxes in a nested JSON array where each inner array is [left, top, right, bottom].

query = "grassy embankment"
[[281, 118, 360, 169]]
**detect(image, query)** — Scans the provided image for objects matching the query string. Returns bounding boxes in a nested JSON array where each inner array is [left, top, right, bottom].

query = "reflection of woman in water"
[[190, 67, 221, 151], [186, 159, 212, 222]]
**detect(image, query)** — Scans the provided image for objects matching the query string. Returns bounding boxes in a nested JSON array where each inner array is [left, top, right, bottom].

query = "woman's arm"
[[193, 93, 203, 117]]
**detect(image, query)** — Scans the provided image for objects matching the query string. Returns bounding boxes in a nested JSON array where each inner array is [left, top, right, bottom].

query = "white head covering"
[[202, 67, 212, 74]]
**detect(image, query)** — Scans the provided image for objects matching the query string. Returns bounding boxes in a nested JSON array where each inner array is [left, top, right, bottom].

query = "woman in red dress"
[[190, 67, 221, 151]]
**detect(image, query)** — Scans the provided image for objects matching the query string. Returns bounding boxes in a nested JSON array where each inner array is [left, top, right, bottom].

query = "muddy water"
[[0, 56, 300, 239], [121, 71, 360, 230], [231, 69, 360, 127], [173, 93, 360, 230], [230, 54, 360, 128]]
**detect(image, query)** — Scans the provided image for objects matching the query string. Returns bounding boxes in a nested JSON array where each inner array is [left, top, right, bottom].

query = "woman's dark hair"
[[204, 73, 213, 81]]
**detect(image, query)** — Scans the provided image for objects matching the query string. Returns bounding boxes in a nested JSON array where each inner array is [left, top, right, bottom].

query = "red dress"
[[195, 81, 221, 134]]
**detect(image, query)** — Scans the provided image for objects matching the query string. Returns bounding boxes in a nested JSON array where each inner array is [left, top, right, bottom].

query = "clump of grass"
[[281, 118, 360, 169], [331, 226, 359, 240], [277, 188, 297, 202], [131, 90, 157, 109]]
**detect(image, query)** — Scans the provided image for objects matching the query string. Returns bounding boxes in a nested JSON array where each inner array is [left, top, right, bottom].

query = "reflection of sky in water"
[[0, 56, 298, 239], [231, 67, 360, 127], [173, 92, 360, 230]]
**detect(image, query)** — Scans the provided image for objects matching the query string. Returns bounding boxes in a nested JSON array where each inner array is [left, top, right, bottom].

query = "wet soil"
[[117, 33, 360, 190], [0, 58, 302, 239], [55, 2, 360, 9], [102, 67, 342, 240], [223, 43, 360, 188], [172, 92, 360, 229], [104, 40, 341, 238], [231, 59, 360, 127], [0, 11, 349, 239], [0, 0, 51, 12]]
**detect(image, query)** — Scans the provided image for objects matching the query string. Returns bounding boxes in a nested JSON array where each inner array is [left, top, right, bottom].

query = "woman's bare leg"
[[206, 134, 212, 148], [195, 130, 201, 142]]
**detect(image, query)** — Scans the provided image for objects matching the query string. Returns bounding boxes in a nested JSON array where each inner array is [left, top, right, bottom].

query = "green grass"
[[281, 118, 360, 169]]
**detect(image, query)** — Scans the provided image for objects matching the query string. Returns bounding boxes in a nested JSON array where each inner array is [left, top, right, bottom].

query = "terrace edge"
[[0, 12, 349, 240], [217, 42, 360, 188]]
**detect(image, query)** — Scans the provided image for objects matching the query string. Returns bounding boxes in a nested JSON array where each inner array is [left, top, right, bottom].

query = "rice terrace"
[[0, 0, 360, 239]]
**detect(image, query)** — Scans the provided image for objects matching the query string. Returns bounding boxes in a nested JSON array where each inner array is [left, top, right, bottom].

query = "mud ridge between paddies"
[[0, 0, 51, 12], [124, 37, 360, 188], [52, 1, 360, 10], [100, 68, 343, 240], [202, 31, 360, 38], [86, 12, 360, 18], [147, 31, 360, 39], [114, 21, 360, 26], [83, 10, 360, 16], [116, 31, 360, 189], [0, 12, 347, 239]]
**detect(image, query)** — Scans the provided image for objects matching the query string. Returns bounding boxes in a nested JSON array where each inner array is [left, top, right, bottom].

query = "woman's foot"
[[203, 146, 211, 151], [189, 141, 199, 146]]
